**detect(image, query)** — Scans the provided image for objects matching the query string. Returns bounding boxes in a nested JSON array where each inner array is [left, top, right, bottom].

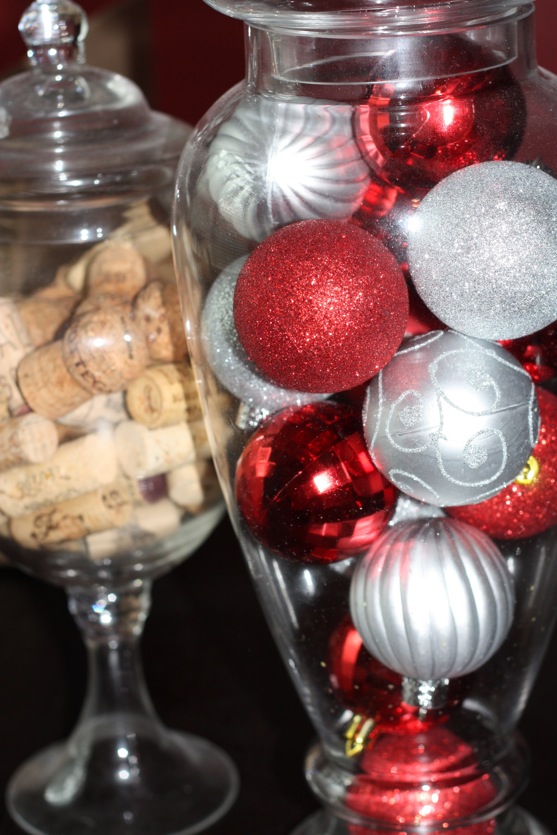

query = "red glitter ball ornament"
[[233, 220, 408, 394], [448, 387, 557, 539], [235, 401, 398, 563], [346, 725, 497, 835], [353, 35, 526, 190]]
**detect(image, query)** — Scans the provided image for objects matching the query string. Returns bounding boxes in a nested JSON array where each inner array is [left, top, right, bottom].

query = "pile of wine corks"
[[0, 227, 222, 560]]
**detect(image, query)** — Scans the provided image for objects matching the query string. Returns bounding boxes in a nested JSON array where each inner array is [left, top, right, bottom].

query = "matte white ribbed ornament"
[[349, 517, 515, 681]]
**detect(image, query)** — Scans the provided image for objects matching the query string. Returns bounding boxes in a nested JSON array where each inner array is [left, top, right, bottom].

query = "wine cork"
[[17, 340, 91, 419], [0, 431, 119, 517], [125, 362, 203, 429], [56, 392, 127, 431], [85, 242, 148, 299], [0, 413, 59, 470], [0, 297, 34, 415], [85, 498, 181, 561], [114, 202, 173, 265], [10, 481, 133, 548], [73, 293, 133, 317], [114, 419, 201, 478], [62, 308, 150, 395], [16, 292, 77, 347], [166, 460, 221, 512], [133, 280, 188, 363]]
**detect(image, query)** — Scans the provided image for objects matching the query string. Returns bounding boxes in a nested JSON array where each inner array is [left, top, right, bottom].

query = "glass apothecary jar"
[[0, 2, 238, 833], [173, 1, 557, 834]]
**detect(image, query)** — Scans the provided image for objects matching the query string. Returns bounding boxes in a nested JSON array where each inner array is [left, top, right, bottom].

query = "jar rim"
[[203, 0, 532, 32]]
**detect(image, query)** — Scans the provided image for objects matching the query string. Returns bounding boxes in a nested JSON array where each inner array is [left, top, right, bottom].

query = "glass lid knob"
[[19, 0, 88, 68]]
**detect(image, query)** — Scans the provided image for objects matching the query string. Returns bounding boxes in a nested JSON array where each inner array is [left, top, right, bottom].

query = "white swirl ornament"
[[202, 258, 330, 412], [364, 330, 539, 506], [200, 96, 370, 242], [349, 517, 515, 682]]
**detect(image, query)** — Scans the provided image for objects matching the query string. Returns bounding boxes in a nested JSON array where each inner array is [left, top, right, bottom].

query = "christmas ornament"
[[328, 615, 402, 715], [407, 161, 557, 340], [350, 178, 426, 271], [235, 401, 398, 563], [354, 34, 525, 191], [346, 725, 497, 835], [349, 517, 515, 682], [448, 388, 557, 539], [200, 96, 369, 243], [500, 332, 556, 384], [364, 330, 539, 506], [233, 219, 409, 393], [202, 258, 330, 411]]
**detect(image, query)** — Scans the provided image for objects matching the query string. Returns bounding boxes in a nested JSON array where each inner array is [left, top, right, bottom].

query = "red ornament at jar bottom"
[[235, 401, 398, 563], [345, 726, 497, 835]]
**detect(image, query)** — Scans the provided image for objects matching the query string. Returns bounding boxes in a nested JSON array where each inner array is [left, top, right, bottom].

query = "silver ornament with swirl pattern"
[[200, 96, 370, 242], [349, 517, 515, 682], [364, 330, 539, 507]]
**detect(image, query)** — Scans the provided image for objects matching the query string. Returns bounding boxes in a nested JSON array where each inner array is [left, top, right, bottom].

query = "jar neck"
[[244, 3, 537, 98]]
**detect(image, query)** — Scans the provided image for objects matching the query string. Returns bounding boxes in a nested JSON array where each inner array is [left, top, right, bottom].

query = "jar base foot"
[[290, 807, 553, 835], [7, 727, 239, 835]]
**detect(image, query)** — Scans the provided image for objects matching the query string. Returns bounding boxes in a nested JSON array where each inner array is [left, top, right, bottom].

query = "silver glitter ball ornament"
[[364, 330, 539, 506], [407, 160, 557, 340], [202, 258, 329, 412], [200, 96, 370, 243], [349, 517, 515, 681]]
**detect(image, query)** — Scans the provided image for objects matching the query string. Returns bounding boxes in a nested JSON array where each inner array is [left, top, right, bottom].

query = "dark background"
[[0, 2, 557, 833]]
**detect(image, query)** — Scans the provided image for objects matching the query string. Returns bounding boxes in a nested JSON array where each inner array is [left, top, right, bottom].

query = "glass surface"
[[173, 0, 557, 833], [0, 2, 238, 832]]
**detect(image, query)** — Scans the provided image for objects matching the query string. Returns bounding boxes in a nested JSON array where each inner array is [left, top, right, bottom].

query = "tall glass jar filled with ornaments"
[[0, 1, 239, 834], [173, 1, 557, 834]]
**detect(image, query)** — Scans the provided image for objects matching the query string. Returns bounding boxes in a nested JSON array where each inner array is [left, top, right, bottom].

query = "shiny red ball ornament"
[[328, 615, 402, 715], [235, 401, 398, 563], [448, 387, 557, 539], [346, 725, 497, 835], [233, 220, 409, 393], [354, 35, 526, 190]]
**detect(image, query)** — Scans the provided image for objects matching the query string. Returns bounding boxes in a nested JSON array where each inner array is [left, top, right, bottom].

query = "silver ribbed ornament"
[[200, 96, 370, 242], [349, 517, 515, 682]]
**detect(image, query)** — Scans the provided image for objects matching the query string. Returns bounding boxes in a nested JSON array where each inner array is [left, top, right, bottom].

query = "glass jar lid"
[[0, 0, 188, 200], [203, 0, 530, 33]]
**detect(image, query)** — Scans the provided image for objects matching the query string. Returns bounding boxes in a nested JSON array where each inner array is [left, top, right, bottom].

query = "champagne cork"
[[85, 498, 181, 561], [56, 392, 127, 431], [125, 362, 203, 429], [10, 481, 133, 548], [0, 431, 119, 517], [0, 297, 35, 415], [85, 241, 148, 299], [62, 307, 150, 395], [114, 419, 201, 478], [0, 413, 59, 470], [133, 280, 188, 363], [17, 340, 91, 419], [167, 460, 221, 512]]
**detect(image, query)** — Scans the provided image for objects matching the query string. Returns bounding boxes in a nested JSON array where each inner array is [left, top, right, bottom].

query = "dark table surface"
[[0, 514, 555, 835]]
